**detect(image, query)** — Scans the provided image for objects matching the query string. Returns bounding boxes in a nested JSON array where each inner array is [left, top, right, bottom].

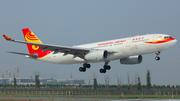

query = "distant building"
[[10, 78, 34, 85], [57, 79, 84, 85], [0, 78, 12, 84], [0, 78, 84, 85]]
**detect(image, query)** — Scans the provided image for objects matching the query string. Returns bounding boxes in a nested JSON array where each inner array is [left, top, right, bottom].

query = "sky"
[[0, 0, 180, 85]]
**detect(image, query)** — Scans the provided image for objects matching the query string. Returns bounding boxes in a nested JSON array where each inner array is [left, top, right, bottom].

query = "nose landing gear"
[[155, 56, 160, 60], [155, 51, 160, 61]]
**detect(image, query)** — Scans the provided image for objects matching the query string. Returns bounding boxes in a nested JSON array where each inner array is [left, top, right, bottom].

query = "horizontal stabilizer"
[[6, 51, 38, 59]]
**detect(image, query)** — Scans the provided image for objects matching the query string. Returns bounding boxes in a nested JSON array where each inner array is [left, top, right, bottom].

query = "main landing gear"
[[155, 51, 160, 61], [79, 63, 91, 72], [79, 62, 111, 73], [99, 62, 111, 73]]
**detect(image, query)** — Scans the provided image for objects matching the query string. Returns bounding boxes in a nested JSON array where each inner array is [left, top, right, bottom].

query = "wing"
[[3, 35, 118, 58], [3, 35, 91, 58]]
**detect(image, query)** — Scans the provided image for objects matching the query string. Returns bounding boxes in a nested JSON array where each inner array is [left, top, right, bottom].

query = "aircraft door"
[[126, 39, 131, 47], [152, 35, 158, 43]]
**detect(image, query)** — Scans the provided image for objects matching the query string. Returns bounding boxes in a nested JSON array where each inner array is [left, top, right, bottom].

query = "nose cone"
[[170, 38, 177, 47], [175, 39, 177, 43], [173, 38, 177, 44]]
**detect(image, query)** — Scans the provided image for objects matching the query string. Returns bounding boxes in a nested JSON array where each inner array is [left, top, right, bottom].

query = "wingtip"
[[3, 35, 12, 40]]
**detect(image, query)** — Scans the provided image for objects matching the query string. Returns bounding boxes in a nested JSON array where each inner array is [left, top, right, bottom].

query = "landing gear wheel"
[[156, 51, 161, 55], [100, 69, 103, 73], [82, 67, 86, 72], [86, 64, 91, 68], [79, 63, 90, 72], [155, 56, 160, 61], [99, 69, 106, 73], [107, 65, 111, 70], [79, 67, 83, 72], [79, 67, 86, 72], [104, 65, 111, 70], [155, 51, 161, 61], [100, 62, 111, 73], [83, 63, 91, 68]]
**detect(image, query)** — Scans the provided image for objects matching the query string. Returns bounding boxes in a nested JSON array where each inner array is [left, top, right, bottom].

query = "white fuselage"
[[37, 34, 177, 64]]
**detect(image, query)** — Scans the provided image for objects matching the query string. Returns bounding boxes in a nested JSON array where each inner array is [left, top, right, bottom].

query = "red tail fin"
[[22, 28, 52, 58]]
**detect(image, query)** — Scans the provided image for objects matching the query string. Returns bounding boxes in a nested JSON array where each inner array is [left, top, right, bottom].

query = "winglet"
[[3, 35, 12, 40]]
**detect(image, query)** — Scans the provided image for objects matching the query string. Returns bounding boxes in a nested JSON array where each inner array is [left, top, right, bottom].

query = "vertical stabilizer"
[[22, 28, 52, 58]]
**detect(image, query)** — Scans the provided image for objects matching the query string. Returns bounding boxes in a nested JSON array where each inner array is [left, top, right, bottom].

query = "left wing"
[[3, 35, 118, 58]]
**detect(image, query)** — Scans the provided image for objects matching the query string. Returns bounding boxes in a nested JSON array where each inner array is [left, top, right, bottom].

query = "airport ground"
[[0, 95, 180, 101]]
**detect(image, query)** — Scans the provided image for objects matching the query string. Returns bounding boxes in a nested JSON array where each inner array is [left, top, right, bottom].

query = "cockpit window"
[[164, 36, 172, 39]]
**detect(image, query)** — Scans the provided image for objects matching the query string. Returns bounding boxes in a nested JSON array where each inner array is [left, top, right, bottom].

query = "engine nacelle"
[[120, 55, 143, 64], [85, 50, 108, 62]]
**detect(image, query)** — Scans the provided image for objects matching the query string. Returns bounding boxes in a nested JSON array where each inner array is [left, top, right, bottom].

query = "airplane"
[[3, 28, 177, 73]]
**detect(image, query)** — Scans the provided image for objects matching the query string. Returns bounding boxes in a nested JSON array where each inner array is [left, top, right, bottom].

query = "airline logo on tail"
[[25, 32, 42, 43], [24, 31, 41, 50], [22, 28, 52, 59]]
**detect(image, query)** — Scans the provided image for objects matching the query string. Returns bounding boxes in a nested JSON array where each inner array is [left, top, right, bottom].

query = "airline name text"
[[98, 40, 126, 46]]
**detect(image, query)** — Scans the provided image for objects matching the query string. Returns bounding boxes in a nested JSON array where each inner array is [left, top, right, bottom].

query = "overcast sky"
[[0, 0, 180, 85]]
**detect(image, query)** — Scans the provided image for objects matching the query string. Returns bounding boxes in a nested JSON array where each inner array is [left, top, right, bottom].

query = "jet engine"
[[85, 50, 108, 62], [120, 55, 142, 64]]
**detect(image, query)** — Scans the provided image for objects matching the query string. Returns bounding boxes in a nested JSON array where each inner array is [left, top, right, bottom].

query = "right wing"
[[6, 51, 38, 59]]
